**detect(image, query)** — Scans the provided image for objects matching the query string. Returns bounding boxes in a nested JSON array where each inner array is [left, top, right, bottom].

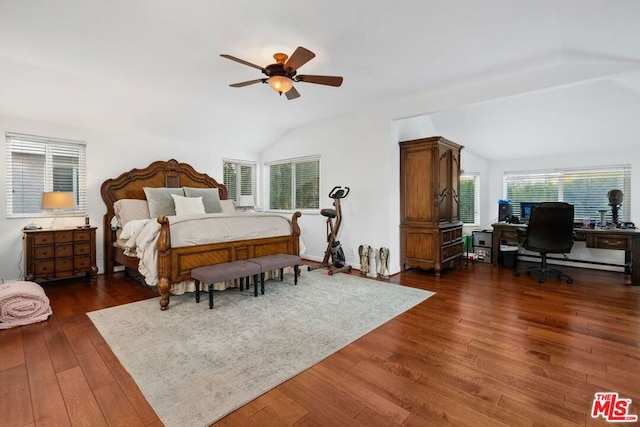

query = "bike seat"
[[320, 208, 336, 219]]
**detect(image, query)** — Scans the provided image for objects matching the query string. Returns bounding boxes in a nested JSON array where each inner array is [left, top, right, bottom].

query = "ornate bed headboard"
[[100, 159, 227, 212]]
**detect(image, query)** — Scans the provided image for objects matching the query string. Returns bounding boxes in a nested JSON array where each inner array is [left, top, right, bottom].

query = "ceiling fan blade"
[[229, 79, 266, 88], [220, 54, 267, 73], [285, 86, 301, 100], [284, 46, 315, 72], [295, 75, 343, 87]]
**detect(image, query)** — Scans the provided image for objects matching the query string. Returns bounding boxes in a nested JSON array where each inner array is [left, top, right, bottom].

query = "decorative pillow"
[[171, 194, 205, 216], [183, 187, 223, 213], [113, 199, 150, 227], [220, 199, 237, 214], [143, 187, 184, 217]]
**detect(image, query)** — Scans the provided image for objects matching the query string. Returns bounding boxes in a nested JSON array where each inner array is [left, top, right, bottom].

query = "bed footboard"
[[156, 211, 301, 310]]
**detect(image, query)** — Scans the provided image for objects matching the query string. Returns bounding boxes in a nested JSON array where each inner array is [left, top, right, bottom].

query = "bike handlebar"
[[328, 186, 350, 199]]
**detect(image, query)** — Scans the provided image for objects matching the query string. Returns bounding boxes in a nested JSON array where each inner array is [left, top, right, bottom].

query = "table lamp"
[[238, 195, 254, 210], [41, 191, 76, 228]]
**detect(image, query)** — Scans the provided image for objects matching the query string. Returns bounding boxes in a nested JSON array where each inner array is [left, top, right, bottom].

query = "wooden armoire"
[[399, 136, 464, 275]]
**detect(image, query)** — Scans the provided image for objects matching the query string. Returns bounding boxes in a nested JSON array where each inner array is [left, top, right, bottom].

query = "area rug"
[[88, 268, 434, 427]]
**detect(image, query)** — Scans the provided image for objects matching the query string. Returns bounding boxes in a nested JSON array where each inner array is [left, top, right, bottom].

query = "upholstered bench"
[[191, 261, 262, 308], [246, 254, 301, 295]]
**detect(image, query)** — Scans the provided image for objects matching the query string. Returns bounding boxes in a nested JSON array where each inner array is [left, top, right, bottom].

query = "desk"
[[491, 223, 640, 285]]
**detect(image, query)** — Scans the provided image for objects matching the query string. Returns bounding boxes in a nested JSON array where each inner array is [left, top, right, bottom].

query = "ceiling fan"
[[220, 46, 343, 100]]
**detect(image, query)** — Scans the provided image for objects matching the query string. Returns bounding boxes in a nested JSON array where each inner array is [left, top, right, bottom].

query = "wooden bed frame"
[[100, 159, 301, 310]]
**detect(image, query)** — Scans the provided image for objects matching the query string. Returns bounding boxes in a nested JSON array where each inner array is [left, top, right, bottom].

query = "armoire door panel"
[[401, 147, 436, 223]]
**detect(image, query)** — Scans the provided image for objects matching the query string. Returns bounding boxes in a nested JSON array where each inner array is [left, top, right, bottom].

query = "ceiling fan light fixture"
[[269, 75, 293, 94]]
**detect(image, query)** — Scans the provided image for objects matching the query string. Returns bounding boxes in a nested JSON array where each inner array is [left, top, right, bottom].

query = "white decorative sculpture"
[[378, 247, 390, 278], [358, 244, 370, 275], [367, 246, 377, 278]]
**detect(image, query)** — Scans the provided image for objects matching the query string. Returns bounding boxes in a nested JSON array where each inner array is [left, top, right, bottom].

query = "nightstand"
[[23, 227, 98, 283]]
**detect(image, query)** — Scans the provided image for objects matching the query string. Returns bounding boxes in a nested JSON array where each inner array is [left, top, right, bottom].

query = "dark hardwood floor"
[[1, 261, 639, 426]]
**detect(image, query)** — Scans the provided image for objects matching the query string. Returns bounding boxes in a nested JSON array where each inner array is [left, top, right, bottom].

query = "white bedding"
[[118, 212, 296, 293]]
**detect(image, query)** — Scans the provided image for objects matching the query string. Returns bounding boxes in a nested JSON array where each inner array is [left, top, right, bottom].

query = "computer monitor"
[[520, 202, 538, 224]]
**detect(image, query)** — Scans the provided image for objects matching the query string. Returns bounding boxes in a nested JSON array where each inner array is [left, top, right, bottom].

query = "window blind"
[[264, 155, 320, 211], [460, 174, 480, 225], [6, 132, 87, 217], [504, 165, 631, 222], [223, 159, 256, 203]]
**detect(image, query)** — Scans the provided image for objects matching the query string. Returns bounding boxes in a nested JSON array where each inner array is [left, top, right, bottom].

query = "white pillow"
[[183, 187, 223, 213], [171, 194, 205, 216], [143, 187, 184, 217]]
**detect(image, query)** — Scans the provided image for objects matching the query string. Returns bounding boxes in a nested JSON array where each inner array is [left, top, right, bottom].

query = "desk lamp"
[[608, 189, 623, 225], [42, 191, 76, 228]]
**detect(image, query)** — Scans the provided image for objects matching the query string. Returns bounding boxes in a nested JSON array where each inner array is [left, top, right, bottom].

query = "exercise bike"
[[308, 186, 352, 275]]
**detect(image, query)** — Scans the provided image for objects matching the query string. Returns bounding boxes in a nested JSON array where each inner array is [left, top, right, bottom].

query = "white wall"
[[260, 113, 392, 271], [0, 114, 260, 281]]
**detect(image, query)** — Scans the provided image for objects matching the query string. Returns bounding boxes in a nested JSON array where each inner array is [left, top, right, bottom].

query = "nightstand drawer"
[[74, 256, 91, 270], [74, 243, 91, 256], [34, 260, 54, 275], [74, 230, 92, 242], [55, 258, 74, 272], [55, 244, 73, 258], [34, 246, 55, 260], [33, 233, 55, 246], [55, 231, 74, 243]]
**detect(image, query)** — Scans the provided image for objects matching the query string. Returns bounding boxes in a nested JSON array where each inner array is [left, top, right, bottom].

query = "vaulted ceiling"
[[1, 1, 639, 159]]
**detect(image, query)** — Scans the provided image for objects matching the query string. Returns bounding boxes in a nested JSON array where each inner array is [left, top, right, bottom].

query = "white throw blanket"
[[0, 281, 52, 329]]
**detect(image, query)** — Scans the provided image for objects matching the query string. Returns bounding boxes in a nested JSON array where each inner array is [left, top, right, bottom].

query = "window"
[[6, 133, 87, 217], [504, 165, 631, 222], [460, 173, 480, 225], [264, 156, 319, 211], [223, 159, 256, 205]]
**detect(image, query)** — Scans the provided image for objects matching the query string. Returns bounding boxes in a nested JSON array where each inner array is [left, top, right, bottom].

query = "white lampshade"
[[238, 195, 254, 207], [41, 192, 76, 210], [269, 75, 293, 94]]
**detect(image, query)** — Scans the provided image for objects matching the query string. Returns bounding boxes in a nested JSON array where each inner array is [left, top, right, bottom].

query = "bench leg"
[[280, 268, 284, 281], [195, 279, 201, 303], [294, 265, 299, 285], [255, 273, 261, 297], [209, 283, 214, 309], [239, 277, 243, 291], [260, 272, 265, 295]]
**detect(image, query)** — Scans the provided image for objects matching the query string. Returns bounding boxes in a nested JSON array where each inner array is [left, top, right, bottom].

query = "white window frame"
[[263, 155, 320, 213], [6, 132, 87, 218], [222, 159, 257, 207]]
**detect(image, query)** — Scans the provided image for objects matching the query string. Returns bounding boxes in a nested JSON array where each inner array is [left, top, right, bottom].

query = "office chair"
[[514, 202, 574, 284]]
